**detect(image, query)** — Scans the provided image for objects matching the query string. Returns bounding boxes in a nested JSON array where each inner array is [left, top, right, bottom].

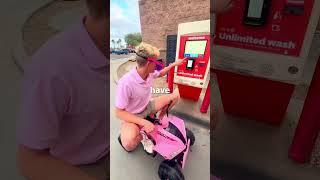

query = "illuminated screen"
[[187, 60, 193, 68], [247, 0, 264, 18], [184, 40, 207, 57]]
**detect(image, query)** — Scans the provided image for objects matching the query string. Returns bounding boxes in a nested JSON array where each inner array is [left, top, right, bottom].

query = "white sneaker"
[[140, 132, 154, 153]]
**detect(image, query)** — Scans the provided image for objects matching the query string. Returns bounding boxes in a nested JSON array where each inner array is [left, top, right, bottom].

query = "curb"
[[11, 0, 57, 73], [171, 109, 210, 129], [112, 56, 136, 85]]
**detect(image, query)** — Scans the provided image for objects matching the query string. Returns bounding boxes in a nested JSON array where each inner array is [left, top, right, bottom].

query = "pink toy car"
[[143, 110, 195, 180]]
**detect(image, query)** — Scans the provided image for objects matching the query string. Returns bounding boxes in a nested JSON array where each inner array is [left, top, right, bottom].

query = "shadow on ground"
[[212, 160, 278, 180]]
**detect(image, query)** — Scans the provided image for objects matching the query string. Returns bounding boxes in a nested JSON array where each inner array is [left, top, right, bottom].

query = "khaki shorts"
[[135, 100, 156, 118]]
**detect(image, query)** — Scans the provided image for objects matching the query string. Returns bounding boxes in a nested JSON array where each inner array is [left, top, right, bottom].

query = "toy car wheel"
[[158, 160, 185, 180], [186, 128, 195, 146]]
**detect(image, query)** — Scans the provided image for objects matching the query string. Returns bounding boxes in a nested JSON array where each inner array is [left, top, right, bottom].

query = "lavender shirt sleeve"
[[17, 71, 69, 150]]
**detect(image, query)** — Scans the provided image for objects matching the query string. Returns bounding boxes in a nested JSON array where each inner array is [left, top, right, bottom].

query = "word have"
[[151, 87, 170, 94]]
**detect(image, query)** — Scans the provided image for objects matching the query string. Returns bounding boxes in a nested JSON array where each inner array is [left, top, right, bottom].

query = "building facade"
[[138, 0, 210, 58]]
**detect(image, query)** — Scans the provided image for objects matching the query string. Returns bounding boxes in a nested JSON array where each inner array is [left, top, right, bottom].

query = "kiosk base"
[[215, 70, 295, 125], [178, 84, 202, 101]]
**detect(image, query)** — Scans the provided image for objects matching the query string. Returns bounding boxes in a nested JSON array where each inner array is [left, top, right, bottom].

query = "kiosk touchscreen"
[[184, 40, 207, 70], [244, 0, 271, 26]]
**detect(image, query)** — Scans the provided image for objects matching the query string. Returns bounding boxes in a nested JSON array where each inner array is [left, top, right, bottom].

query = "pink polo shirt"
[[116, 68, 160, 114]]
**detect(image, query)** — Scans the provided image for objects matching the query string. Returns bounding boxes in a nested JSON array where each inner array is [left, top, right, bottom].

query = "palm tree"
[[117, 39, 122, 48], [111, 39, 115, 49]]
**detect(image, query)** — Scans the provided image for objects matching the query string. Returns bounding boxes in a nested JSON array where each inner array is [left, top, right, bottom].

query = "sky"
[[110, 0, 141, 47]]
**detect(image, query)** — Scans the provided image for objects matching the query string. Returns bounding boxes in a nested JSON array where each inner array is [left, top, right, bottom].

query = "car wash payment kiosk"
[[213, 0, 320, 124], [173, 20, 210, 101]]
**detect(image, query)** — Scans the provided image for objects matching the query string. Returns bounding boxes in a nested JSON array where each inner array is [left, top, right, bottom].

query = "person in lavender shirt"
[[115, 42, 186, 153], [16, 0, 108, 180]]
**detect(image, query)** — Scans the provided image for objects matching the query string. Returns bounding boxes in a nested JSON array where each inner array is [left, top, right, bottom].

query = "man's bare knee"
[[122, 137, 140, 151], [120, 123, 141, 151]]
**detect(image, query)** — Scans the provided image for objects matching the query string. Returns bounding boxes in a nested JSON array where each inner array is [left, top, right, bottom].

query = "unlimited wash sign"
[[214, 0, 315, 57], [219, 33, 296, 50]]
